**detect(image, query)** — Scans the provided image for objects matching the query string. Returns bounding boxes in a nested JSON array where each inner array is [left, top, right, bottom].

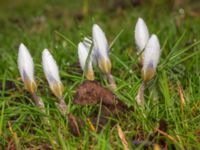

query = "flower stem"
[[56, 97, 68, 116], [31, 93, 49, 124], [136, 82, 145, 105], [106, 73, 117, 90], [32, 93, 45, 111]]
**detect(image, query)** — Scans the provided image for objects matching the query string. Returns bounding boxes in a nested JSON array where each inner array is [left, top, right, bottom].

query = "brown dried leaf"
[[8, 122, 21, 150], [117, 124, 130, 150], [177, 82, 185, 113], [68, 113, 81, 136]]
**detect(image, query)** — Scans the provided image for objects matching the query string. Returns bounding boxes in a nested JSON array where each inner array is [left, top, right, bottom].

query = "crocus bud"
[[92, 24, 111, 74], [42, 49, 64, 99], [135, 18, 149, 53], [142, 34, 160, 82], [18, 43, 36, 94], [78, 42, 94, 80]]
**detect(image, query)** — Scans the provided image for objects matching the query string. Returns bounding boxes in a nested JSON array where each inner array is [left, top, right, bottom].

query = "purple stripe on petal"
[[147, 60, 154, 69]]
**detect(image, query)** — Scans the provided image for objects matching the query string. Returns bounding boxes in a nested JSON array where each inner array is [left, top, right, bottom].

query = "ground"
[[0, 0, 200, 149]]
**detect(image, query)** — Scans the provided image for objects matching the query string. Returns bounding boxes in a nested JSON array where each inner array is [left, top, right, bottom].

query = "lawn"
[[0, 0, 200, 149]]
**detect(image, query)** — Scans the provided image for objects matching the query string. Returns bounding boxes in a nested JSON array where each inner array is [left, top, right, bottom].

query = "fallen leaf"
[[177, 81, 185, 113], [68, 113, 81, 136], [117, 124, 130, 150]]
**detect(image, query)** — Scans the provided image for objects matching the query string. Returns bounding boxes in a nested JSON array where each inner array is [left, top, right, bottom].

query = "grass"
[[0, 0, 200, 149]]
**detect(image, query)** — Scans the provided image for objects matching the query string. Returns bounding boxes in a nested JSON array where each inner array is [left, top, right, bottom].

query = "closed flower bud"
[[42, 49, 64, 99], [78, 42, 94, 80], [92, 24, 111, 74], [135, 18, 149, 53], [142, 34, 160, 81], [18, 43, 36, 94]]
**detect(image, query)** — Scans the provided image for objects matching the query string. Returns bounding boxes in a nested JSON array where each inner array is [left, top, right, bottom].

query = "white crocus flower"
[[142, 34, 160, 82], [18, 43, 36, 94], [92, 24, 116, 90], [42, 49, 64, 99], [135, 18, 149, 53], [78, 42, 94, 80], [92, 24, 111, 74]]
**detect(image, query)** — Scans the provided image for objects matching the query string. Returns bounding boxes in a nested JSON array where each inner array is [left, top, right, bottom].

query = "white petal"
[[42, 49, 62, 85], [83, 37, 97, 65], [92, 24, 109, 59], [78, 42, 93, 72], [18, 43, 34, 82], [143, 34, 160, 72], [135, 18, 149, 52]]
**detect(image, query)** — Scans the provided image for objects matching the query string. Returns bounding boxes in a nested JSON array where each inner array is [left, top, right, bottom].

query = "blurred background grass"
[[0, 0, 200, 76]]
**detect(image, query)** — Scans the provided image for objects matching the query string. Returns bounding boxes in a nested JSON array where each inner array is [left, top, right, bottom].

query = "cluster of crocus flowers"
[[134, 18, 161, 105], [42, 49, 67, 115], [18, 44, 68, 116], [18, 43, 45, 110], [78, 24, 116, 90]]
